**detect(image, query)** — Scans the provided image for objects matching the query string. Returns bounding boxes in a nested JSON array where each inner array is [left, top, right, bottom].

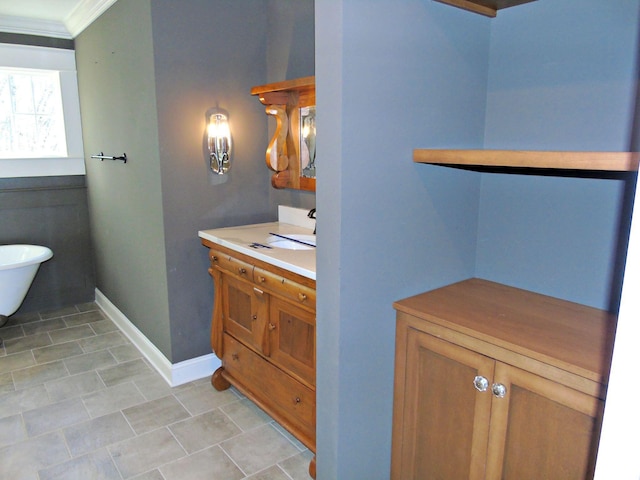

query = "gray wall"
[[75, 0, 314, 363], [0, 176, 95, 314], [150, 0, 272, 362], [315, 0, 639, 477], [76, 0, 171, 357]]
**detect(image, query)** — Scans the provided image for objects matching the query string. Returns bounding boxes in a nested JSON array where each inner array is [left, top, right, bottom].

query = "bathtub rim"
[[0, 244, 53, 271]]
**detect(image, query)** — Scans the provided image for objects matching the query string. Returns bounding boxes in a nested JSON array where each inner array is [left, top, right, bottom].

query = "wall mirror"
[[251, 76, 315, 191]]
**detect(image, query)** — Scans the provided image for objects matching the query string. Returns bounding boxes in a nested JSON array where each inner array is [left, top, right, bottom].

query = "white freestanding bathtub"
[[0, 245, 53, 320]]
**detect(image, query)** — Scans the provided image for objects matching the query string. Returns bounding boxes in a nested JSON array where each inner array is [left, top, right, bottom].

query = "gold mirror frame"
[[251, 76, 315, 192]]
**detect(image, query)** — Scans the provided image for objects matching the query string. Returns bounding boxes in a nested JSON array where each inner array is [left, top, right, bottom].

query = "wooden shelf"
[[433, 0, 537, 17], [414, 149, 640, 172], [250, 76, 315, 106]]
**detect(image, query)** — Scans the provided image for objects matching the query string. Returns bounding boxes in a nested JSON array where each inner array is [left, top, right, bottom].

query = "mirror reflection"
[[300, 106, 316, 179]]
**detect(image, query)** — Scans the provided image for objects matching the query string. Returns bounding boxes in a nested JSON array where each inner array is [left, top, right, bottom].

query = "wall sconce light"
[[207, 113, 231, 174]]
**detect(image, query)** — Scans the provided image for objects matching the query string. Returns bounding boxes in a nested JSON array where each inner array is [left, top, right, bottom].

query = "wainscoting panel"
[[0, 175, 95, 313]]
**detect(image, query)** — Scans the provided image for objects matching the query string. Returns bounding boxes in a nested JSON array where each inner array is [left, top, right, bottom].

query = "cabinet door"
[[268, 296, 315, 387], [391, 326, 495, 480], [222, 274, 269, 355], [486, 362, 603, 480]]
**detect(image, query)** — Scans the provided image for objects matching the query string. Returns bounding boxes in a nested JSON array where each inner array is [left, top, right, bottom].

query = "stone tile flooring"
[[0, 303, 313, 480]]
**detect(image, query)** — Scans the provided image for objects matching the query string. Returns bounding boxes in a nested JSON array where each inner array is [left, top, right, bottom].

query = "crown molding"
[[0, 0, 118, 40], [0, 15, 72, 39], [65, 0, 118, 38]]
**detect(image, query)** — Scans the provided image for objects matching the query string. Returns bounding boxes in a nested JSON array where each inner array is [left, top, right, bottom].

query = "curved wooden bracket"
[[271, 169, 291, 189], [265, 105, 289, 172], [251, 76, 315, 191]]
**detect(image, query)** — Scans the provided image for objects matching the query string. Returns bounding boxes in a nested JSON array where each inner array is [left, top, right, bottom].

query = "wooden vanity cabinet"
[[202, 240, 316, 476], [391, 278, 615, 480]]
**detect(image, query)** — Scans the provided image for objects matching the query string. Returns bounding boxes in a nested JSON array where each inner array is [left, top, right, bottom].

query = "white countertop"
[[198, 221, 316, 280]]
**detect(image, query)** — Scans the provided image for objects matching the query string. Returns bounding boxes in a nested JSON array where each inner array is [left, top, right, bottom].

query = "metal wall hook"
[[91, 152, 127, 163]]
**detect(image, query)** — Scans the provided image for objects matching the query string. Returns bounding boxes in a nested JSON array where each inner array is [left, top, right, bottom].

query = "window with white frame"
[[0, 43, 85, 178], [0, 68, 67, 158]]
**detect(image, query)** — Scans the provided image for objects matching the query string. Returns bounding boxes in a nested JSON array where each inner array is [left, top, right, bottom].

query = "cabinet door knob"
[[294, 396, 301, 404], [269, 323, 276, 331], [211, 255, 218, 262], [492, 383, 507, 398], [252, 314, 257, 320], [298, 293, 307, 302], [473, 375, 489, 392]]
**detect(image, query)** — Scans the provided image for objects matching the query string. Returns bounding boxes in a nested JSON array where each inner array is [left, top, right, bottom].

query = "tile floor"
[[0, 303, 313, 480]]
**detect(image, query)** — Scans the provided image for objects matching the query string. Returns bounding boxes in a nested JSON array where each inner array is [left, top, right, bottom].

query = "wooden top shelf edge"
[[433, 0, 537, 17], [250, 76, 315, 96], [393, 278, 616, 384], [413, 149, 640, 172]]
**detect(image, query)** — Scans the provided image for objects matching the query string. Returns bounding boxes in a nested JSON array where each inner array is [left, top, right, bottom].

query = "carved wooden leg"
[[211, 366, 230, 391], [309, 455, 316, 479]]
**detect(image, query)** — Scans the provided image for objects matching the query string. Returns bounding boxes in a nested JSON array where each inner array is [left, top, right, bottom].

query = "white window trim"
[[0, 43, 85, 178]]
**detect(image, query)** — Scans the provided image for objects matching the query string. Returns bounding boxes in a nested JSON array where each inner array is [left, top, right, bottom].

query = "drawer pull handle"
[[238, 267, 247, 274], [294, 397, 301, 404], [252, 314, 257, 320], [492, 383, 507, 398], [211, 255, 218, 262], [268, 323, 276, 331], [258, 276, 266, 283], [298, 293, 308, 302], [473, 376, 489, 392]]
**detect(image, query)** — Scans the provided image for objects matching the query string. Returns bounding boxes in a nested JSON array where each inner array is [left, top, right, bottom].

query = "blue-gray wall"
[[315, 0, 639, 477], [476, 0, 639, 310], [316, 2, 489, 478]]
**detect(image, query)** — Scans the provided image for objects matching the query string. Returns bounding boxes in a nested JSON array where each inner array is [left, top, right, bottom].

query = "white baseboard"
[[94, 288, 220, 387]]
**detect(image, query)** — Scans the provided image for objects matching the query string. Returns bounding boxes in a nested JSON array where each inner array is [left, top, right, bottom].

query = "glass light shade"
[[208, 113, 231, 174]]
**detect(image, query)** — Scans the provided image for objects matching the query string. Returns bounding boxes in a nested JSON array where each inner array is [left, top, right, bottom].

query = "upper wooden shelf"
[[414, 149, 640, 172], [250, 76, 315, 107], [434, 0, 537, 17]]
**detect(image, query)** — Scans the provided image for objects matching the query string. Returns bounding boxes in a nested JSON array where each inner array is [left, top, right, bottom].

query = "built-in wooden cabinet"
[[392, 278, 615, 479], [202, 240, 316, 478]]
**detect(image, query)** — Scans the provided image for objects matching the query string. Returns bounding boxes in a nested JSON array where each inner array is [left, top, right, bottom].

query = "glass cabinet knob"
[[492, 383, 507, 398], [473, 375, 489, 392]]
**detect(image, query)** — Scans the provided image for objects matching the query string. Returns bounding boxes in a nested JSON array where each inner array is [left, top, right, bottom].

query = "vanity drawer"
[[222, 333, 315, 447], [254, 266, 316, 309], [210, 249, 253, 280]]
